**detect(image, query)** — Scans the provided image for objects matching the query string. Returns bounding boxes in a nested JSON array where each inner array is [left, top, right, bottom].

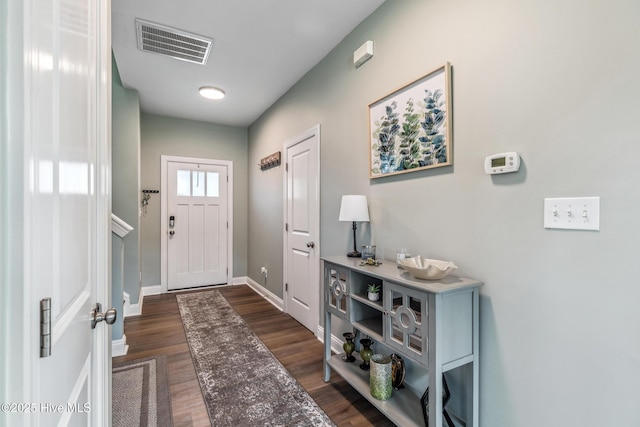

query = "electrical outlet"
[[261, 267, 268, 278], [544, 197, 600, 231]]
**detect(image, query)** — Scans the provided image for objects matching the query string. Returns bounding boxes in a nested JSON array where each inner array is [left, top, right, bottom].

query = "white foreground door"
[[284, 126, 320, 333], [1, 0, 111, 425], [166, 159, 230, 290]]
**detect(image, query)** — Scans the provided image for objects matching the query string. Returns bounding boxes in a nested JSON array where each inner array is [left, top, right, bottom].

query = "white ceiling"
[[112, 0, 386, 127]]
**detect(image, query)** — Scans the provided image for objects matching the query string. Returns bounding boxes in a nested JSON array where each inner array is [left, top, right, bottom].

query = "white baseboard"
[[112, 334, 129, 357], [232, 276, 248, 286], [142, 285, 161, 296], [317, 326, 342, 354], [123, 285, 161, 318], [123, 291, 142, 317], [246, 277, 284, 312]]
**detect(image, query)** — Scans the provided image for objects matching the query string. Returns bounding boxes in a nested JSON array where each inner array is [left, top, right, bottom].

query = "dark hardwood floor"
[[113, 284, 394, 427]]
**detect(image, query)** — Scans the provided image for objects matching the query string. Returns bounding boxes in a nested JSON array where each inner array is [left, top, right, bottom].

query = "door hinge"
[[286, 163, 288, 172], [227, 221, 229, 229], [285, 223, 288, 232], [40, 298, 51, 358], [285, 283, 288, 292]]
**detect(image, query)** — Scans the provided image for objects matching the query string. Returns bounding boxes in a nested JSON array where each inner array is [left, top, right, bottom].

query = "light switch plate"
[[544, 197, 600, 231]]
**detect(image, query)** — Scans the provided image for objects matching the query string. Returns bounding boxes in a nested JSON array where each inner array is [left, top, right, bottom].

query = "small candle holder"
[[361, 245, 376, 260], [397, 248, 412, 268]]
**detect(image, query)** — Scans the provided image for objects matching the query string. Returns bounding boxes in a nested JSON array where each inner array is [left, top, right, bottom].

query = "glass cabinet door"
[[325, 264, 349, 320], [384, 282, 428, 365]]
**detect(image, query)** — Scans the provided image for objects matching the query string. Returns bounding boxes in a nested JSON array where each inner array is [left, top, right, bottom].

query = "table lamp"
[[339, 195, 370, 257]]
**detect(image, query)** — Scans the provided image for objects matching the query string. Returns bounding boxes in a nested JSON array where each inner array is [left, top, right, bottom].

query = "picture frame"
[[369, 62, 452, 178], [420, 374, 454, 427]]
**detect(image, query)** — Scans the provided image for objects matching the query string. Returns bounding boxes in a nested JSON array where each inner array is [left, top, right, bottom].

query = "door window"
[[206, 172, 219, 197], [192, 171, 205, 196], [177, 170, 191, 196], [177, 169, 220, 197]]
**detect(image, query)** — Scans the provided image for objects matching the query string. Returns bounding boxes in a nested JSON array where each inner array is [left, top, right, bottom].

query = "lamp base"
[[347, 251, 362, 258]]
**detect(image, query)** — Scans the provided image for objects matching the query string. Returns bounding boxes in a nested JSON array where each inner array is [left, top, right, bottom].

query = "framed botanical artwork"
[[369, 62, 452, 178]]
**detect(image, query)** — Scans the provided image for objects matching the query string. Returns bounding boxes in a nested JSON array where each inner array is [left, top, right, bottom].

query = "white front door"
[[284, 125, 320, 334], [164, 157, 231, 290], [1, 0, 111, 424]]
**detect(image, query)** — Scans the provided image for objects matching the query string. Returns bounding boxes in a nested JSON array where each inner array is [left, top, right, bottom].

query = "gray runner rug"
[[176, 289, 335, 427], [112, 355, 173, 427]]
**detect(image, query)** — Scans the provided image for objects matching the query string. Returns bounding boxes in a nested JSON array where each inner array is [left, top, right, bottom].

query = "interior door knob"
[[306, 241, 315, 248], [91, 303, 117, 329]]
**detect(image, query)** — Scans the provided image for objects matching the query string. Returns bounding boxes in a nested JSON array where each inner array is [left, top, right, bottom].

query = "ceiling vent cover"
[[135, 19, 213, 65]]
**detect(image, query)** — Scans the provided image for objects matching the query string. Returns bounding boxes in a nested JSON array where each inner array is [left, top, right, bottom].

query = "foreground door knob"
[[91, 303, 117, 329], [306, 241, 315, 248]]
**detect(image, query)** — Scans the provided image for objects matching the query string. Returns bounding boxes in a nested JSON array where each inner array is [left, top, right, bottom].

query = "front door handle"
[[91, 303, 117, 329], [306, 241, 315, 248]]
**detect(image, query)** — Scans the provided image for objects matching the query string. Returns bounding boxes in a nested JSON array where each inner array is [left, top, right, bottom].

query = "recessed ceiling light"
[[199, 86, 225, 100]]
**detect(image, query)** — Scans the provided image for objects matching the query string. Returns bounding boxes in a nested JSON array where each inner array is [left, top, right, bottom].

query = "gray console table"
[[322, 255, 482, 427]]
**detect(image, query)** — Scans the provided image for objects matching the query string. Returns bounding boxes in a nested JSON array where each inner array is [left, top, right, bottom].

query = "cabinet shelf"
[[327, 353, 424, 427], [352, 317, 383, 342], [351, 293, 383, 310]]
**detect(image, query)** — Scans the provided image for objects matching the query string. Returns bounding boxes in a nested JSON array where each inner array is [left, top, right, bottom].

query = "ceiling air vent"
[[135, 19, 213, 65]]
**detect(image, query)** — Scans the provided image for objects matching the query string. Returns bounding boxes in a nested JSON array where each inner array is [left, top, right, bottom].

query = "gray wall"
[[112, 57, 141, 328], [248, 0, 640, 425], [247, 118, 285, 296], [140, 113, 248, 286]]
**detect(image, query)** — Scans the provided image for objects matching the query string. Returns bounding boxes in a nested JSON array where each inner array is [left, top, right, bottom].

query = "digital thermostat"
[[484, 152, 520, 174]]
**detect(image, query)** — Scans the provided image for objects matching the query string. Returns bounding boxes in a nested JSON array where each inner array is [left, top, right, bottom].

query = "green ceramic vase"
[[359, 338, 373, 370], [342, 332, 356, 362]]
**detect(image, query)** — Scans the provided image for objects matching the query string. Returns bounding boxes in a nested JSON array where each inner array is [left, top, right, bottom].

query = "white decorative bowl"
[[397, 256, 458, 280]]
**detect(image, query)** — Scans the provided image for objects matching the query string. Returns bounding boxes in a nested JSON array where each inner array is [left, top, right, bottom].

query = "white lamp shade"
[[339, 195, 370, 222]]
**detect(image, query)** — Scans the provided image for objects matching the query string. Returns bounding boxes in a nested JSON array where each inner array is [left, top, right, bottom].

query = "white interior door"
[[284, 125, 320, 334], [166, 159, 230, 290], [1, 0, 111, 424]]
